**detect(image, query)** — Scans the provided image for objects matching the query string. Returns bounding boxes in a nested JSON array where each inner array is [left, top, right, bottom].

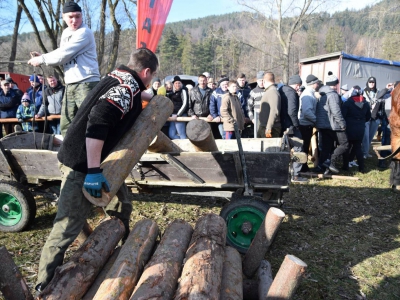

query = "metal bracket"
[[160, 154, 205, 184]]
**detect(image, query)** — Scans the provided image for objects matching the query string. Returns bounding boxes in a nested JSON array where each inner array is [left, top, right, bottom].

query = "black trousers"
[[299, 125, 314, 171], [319, 129, 349, 168], [348, 140, 364, 171]]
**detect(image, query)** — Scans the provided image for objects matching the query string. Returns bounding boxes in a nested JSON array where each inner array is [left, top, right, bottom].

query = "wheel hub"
[[2, 204, 10, 213], [241, 221, 253, 234]]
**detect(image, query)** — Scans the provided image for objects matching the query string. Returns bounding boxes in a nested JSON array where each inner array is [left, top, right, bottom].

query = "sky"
[[165, 0, 380, 23]]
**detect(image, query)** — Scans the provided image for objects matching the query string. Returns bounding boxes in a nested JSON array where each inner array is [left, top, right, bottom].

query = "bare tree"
[[237, 0, 332, 83], [106, 0, 121, 73], [8, 3, 23, 73]]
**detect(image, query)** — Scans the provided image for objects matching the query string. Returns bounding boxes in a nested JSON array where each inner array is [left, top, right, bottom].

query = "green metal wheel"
[[220, 198, 269, 253], [0, 181, 36, 232]]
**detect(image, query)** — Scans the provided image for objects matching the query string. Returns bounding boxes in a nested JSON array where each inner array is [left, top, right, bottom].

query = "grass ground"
[[0, 152, 399, 299]]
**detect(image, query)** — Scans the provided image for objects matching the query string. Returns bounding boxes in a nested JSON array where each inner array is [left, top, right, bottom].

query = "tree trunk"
[[243, 207, 285, 278], [82, 247, 121, 300], [0, 246, 33, 300], [93, 219, 159, 300], [8, 4, 22, 73], [38, 218, 125, 300], [186, 119, 218, 152], [97, 0, 107, 71], [265, 255, 307, 300], [106, 0, 121, 74], [242, 279, 258, 300], [82, 95, 173, 206], [220, 246, 243, 300], [258, 260, 273, 299], [130, 219, 193, 300], [147, 131, 183, 153], [174, 213, 226, 300]]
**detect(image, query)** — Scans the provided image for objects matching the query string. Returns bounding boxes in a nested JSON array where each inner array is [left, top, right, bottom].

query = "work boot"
[[328, 162, 339, 174]]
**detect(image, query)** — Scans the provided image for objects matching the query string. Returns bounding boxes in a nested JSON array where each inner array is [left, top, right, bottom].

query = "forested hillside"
[[0, 0, 398, 82]]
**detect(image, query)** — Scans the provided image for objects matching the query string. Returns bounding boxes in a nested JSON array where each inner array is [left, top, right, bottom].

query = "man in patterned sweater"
[[35, 48, 158, 293]]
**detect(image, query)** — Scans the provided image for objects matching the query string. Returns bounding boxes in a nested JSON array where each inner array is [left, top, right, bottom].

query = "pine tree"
[[306, 30, 318, 57], [382, 33, 400, 61], [324, 26, 345, 53]]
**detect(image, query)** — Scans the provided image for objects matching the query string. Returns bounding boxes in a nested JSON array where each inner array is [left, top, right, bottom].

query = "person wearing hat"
[[341, 86, 371, 173], [16, 93, 38, 132], [316, 72, 348, 174], [27, 74, 44, 113], [28, 1, 100, 137], [145, 77, 161, 97], [340, 84, 350, 101], [247, 71, 265, 126], [362, 76, 380, 158], [298, 74, 321, 171], [278, 74, 308, 182], [0, 79, 21, 137], [35, 48, 159, 293], [209, 76, 229, 138], [167, 76, 189, 139]]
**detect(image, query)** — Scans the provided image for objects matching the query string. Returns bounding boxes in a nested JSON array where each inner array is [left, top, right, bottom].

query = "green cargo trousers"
[[60, 81, 99, 137], [36, 163, 132, 289]]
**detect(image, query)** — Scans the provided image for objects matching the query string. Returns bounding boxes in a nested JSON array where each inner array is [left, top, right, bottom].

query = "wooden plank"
[[0, 115, 60, 123], [0, 132, 55, 150]]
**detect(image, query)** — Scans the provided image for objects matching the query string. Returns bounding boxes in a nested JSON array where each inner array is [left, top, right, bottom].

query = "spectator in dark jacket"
[[342, 86, 371, 173], [36, 75, 64, 134], [188, 74, 212, 119], [209, 77, 229, 138], [167, 76, 188, 139], [236, 73, 251, 120], [247, 71, 265, 129], [0, 79, 20, 137]]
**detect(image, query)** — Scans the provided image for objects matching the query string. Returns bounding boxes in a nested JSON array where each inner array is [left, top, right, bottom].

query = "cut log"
[[130, 219, 193, 300], [83, 95, 173, 206], [0, 246, 33, 300], [258, 260, 273, 299], [220, 246, 243, 300], [93, 219, 159, 300], [186, 119, 218, 152], [243, 207, 285, 278], [299, 172, 360, 181], [37, 217, 125, 300], [74, 220, 93, 247], [174, 213, 227, 300], [242, 279, 258, 300], [147, 131, 183, 153], [311, 129, 318, 166], [265, 255, 307, 300], [82, 247, 121, 300]]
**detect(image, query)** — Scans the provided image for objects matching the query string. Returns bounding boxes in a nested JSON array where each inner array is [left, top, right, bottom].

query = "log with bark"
[[147, 131, 183, 153], [243, 207, 285, 278], [37, 217, 125, 300], [265, 255, 307, 300], [186, 119, 218, 152], [174, 213, 227, 300], [93, 219, 159, 300], [82, 247, 121, 300], [220, 246, 243, 300], [130, 219, 193, 300], [73, 220, 93, 247], [299, 172, 360, 181], [0, 246, 33, 300], [258, 260, 273, 299], [83, 95, 173, 206]]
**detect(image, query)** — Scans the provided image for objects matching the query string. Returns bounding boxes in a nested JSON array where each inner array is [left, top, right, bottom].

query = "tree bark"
[[82, 95, 173, 206], [38, 218, 125, 300], [93, 219, 159, 300], [97, 0, 107, 70], [106, 0, 121, 73], [186, 119, 218, 152], [82, 247, 121, 300], [0, 246, 33, 300], [243, 207, 285, 278], [265, 255, 307, 300], [8, 4, 22, 73], [220, 246, 243, 300], [258, 260, 273, 299], [130, 219, 193, 300], [147, 131, 183, 153], [174, 213, 226, 300], [242, 279, 258, 300]]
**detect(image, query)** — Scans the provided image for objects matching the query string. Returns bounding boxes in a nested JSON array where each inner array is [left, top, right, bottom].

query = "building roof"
[[300, 51, 400, 67]]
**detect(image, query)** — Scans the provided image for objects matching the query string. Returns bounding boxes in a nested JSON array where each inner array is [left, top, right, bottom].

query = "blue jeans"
[[49, 119, 61, 135], [218, 123, 225, 139], [169, 114, 187, 139], [362, 119, 381, 155]]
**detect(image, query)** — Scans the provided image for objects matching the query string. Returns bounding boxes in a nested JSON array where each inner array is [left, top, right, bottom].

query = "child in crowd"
[[16, 93, 38, 132], [220, 80, 245, 139]]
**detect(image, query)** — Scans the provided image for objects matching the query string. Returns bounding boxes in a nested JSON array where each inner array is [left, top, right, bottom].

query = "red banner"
[[136, 0, 173, 52]]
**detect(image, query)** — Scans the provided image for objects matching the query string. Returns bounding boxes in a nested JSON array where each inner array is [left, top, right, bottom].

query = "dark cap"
[[288, 74, 302, 85], [5, 77, 14, 84], [172, 76, 181, 83], [306, 74, 319, 85], [152, 77, 161, 84], [63, 1, 82, 13], [256, 71, 264, 80]]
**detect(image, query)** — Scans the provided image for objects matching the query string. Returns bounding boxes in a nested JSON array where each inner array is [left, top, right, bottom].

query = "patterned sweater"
[[57, 65, 146, 173]]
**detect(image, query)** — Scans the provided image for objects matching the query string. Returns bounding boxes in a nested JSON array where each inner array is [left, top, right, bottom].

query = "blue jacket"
[[16, 103, 38, 132], [0, 89, 20, 118], [209, 87, 228, 118], [28, 85, 44, 112]]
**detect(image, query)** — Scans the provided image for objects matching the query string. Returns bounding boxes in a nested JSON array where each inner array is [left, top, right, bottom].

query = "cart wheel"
[[220, 198, 269, 254], [0, 181, 36, 233]]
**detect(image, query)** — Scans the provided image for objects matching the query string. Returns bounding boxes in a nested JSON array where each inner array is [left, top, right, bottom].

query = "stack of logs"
[[1, 210, 307, 300]]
